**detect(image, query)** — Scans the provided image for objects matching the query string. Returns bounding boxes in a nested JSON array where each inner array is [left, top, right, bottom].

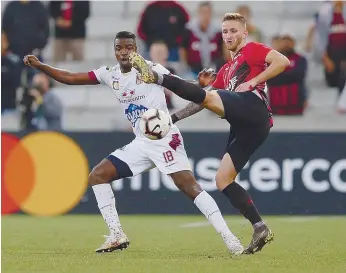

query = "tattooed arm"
[[170, 69, 217, 124], [171, 84, 214, 124]]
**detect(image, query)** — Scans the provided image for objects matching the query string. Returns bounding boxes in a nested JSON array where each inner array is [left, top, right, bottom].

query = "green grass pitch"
[[2, 215, 346, 273]]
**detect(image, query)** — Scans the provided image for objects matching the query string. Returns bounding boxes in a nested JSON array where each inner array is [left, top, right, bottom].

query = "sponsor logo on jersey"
[[228, 76, 237, 91], [119, 89, 146, 103], [125, 104, 148, 127], [119, 95, 146, 104]]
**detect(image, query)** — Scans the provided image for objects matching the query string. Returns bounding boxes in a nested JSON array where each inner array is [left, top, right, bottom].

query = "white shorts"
[[109, 126, 191, 177]]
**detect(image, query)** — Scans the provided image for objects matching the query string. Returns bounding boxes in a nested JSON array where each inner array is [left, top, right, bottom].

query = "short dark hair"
[[114, 31, 136, 44], [272, 35, 281, 41], [222, 12, 246, 27], [199, 1, 212, 9]]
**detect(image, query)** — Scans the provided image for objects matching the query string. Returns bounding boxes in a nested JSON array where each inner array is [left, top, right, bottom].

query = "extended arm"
[[253, 50, 290, 85], [36, 63, 96, 85], [23, 55, 98, 85]]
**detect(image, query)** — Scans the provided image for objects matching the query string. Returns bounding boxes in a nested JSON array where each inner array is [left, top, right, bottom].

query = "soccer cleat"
[[221, 231, 244, 256], [95, 233, 130, 253], [242, 225, 274, 254], [129, 52, 156, 83]]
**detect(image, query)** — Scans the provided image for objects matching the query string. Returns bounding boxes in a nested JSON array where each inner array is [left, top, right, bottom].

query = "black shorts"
[[217, 90, 270, 173]]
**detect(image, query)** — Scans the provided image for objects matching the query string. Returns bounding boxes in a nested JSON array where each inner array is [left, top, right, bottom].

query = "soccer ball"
[[139, 109, 171, 140]]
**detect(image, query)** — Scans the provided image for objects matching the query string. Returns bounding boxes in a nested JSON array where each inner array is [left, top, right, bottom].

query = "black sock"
[[222, 182, 262, 225], [155, 73, 206, 104]]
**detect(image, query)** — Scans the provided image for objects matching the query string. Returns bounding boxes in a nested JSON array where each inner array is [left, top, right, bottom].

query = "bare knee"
[[170, 171, 203, 200], [89, 159, 118, 186]]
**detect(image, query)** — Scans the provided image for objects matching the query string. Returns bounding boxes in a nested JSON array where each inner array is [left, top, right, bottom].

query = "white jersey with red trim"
[[91, 61, 176, 139]]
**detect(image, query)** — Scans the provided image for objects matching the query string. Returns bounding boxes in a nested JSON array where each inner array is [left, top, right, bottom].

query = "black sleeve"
[[283, 56, 307, 82], [2, 1, 15, 34], [48, 1, 61, 19], [180, 28, 190, 48], [35, 2, 50, 50], [73, 1, 90, 23]]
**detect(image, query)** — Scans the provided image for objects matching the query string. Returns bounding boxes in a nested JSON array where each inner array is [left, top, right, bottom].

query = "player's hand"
[[235, 79, 258, 92], [56, 17, 72, 28], [23, 55, 41, 68], [323, 57, 335, 73], [198, 68, 216, 88]]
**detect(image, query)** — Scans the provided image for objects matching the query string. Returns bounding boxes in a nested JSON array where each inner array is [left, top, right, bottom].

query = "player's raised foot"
[[221, 231, 244, 256], [242, 225, 274, 254], [95, 233, 130, 253], [129, 52, 156, 83]]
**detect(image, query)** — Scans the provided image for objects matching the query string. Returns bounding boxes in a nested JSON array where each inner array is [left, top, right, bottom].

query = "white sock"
[[194, 191, 232, 234], [92, 183, 123, 237]]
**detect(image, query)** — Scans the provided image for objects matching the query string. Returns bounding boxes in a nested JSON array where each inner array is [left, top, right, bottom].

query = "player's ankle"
[[253, 221, 265, 230]]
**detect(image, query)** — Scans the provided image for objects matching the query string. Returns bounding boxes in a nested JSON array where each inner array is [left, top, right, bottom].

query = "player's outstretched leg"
[[170, 170, 244, 255], [129, 52, 207, 104], [89, 159, 130, 253], [216, 153, 274, 254]]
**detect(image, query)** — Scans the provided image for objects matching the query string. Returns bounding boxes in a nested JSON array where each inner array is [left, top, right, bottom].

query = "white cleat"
[[95, 233, 130, 253], [221, 231, 244, 256]]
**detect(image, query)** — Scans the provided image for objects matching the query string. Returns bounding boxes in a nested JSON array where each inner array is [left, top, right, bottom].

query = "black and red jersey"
[[212, 42, 271, 92], [328, 12, 346, 51], [212, 42, 273, 126]]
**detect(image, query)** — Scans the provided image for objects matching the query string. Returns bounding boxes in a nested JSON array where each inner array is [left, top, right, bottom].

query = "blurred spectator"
[[2, 1, 49, 58], [25, 73, 63, 131], [271, 34, 283, 51], [137, 1, 189, 62], [235, 5, 263, 43], [1, 32, 21, 113], [179, 1, 223, 77], [304, 12, 319, 52], [149, 41, 175, 109], [49, 1, 90, 62], [268, 34, 308, 115], [313, 1, 346, 95]]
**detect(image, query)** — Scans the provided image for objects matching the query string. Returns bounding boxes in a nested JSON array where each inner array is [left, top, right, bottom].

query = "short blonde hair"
[[222, 13, 247, 27]]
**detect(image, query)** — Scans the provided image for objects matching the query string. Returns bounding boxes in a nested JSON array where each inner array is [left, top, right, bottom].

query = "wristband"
[[171, 113, 179, 124]]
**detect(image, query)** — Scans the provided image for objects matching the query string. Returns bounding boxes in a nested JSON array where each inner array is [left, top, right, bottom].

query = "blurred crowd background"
[[1, 0, 346, 132]]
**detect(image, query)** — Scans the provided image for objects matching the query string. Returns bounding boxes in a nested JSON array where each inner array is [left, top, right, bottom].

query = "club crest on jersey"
[[136, 73, 143, 85], [125, 103, 148, 127], [169, 133, 182, 151], [112, 80, 119, 90]]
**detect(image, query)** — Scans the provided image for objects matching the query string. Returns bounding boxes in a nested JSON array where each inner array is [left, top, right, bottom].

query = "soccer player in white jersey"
[[23, 31, 244, 255]]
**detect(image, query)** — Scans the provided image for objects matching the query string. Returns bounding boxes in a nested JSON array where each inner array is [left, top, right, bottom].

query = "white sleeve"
[[92, 66, 109, 85]]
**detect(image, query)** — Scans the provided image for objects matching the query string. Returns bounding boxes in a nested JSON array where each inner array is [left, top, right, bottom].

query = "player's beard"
[[230, 36, 243, 52], [225, 36, 243, 52]]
